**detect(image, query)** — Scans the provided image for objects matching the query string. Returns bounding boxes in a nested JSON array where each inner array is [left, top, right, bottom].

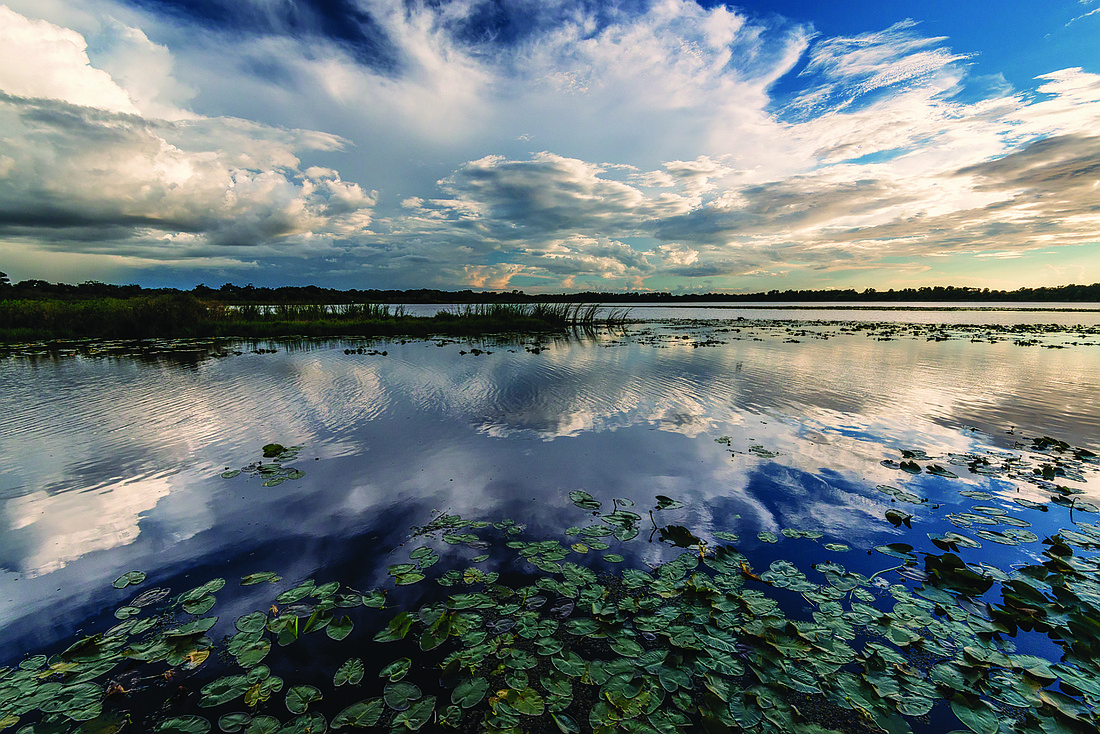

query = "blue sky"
[[1, 0, 1098, 292]]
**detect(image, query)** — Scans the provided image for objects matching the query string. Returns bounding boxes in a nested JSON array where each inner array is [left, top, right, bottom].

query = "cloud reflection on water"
[[1, 322, 1097, 659]]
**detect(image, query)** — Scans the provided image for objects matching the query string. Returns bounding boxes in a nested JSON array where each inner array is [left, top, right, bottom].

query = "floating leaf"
[[379, 658, 412, 683], [361, 590, 386, 608], [452, 678, 489, 708], [949, 695, 999, 734], [393, 696, 436, 731], [332, 699, 384, 728], [155, 716, 210, 733], [216, 713, 250, 733], [200, 676, 251, 708], [499, 688, 545, 716], [112, 571, 145, 589], [885, 509, 913, 528], [235, 612, 268, 634], [875, 543, 916, 561], [284, 686, 321, 715], [384, 682, 421, 711], [235, 639, 270, 668], [373, 612, 415, 643], [240, 573, 280, 586], [757, 531, 778, 544], [241, 716, 279, 734], [569, 490, 601, 511], [326, 616, 353, 641], [654, 495, 684, 511], [334, 658, 365, 687], [551, 712, 581, 733]]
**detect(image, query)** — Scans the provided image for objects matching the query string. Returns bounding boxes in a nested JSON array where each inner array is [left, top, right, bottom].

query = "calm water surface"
[[1, 310, 1098, 730]]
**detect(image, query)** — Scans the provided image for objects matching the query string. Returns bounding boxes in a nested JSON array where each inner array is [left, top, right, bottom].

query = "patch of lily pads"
[[219, 444, 306, 487], [5, 434, 1100, 734]]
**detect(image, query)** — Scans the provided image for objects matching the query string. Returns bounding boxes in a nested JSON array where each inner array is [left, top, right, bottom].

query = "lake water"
[[2, 308, 1099, 733]]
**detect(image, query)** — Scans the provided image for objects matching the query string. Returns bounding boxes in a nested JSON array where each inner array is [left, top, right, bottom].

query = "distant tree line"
[[1, 272, 1098, 303]]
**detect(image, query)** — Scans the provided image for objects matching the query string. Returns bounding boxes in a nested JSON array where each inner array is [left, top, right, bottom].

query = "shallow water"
[[2, 314, 1099, 731]]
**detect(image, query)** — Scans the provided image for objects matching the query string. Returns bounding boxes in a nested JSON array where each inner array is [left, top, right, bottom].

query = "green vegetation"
[[4, 433, 1099, 734], [0, 296, 629, 341], [2, 271, 1099, 308]]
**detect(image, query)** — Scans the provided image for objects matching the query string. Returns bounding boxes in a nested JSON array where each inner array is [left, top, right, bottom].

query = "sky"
[[0, 0, 1098, 293]]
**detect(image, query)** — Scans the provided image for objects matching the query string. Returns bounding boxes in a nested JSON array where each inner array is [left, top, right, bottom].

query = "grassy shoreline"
[[0, 295, 630, 342]]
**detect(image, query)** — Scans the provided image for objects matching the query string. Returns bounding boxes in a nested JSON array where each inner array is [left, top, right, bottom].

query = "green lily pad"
[[569, 490, 601, 511], [235, 612, 268, 634], [326, 615, 353, 641], [393, 696, 435, 731], [875, 543, 916, 561], [284, 685, 321, 715], [373, 612, 415, 642], [361, 590, 386, 608], [112, 571, 145, 589], [384, 682, 421, 711], [240, 572, 280, 586], [155, 716, 210, 733], [332, 699, 384, 728], [949, 694, 999, 734], [552, 652, 586, 678], [216, 713, 250, 733], [200, 676, 251, 708], [334, 658, 365, 687], [275, 582, 314, 605], [235, 639, 270, 668], [452, 678, 489, 708], [379, 658, 412, 682], [500, 688, 544, 716], [242, 715, 279, 734], [182, 595, 216, 616]]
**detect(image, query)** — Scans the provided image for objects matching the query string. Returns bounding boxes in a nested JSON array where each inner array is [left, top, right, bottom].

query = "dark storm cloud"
[[128, 0, 401, 70]]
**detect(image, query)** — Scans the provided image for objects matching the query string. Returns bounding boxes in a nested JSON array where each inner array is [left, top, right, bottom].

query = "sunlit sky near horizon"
[[1, 0, 1098, 293]]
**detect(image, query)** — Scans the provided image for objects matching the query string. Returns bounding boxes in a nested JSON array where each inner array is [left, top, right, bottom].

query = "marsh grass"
[[0, 296, 629, 341]]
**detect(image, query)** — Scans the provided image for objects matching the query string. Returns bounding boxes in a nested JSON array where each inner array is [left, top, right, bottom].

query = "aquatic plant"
[[4, 429, 1100, 734]]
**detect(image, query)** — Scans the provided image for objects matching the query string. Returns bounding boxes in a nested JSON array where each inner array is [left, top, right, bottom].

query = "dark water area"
[[2, 313, 1099, 733]]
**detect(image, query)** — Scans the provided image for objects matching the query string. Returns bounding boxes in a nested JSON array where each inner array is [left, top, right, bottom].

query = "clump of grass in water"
[[443, 302, 630, 329], [1, 296, 631, 341], [8, 435, 1100, 734]]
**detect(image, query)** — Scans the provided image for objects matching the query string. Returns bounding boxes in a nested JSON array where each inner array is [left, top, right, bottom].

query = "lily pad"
[[334, 658, 365, 687], [452, 678, 489, 708], [325, 615, 353, 641], [216, 713, 251, 733], [384, 682, 421, 711], [112, 571, 145, 589], [332, 699, 384, 728], [378, 658, 412, 682], [155, 717, 210, 733], [393, 696, 435, 730], [284, 685, 321, 715]]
